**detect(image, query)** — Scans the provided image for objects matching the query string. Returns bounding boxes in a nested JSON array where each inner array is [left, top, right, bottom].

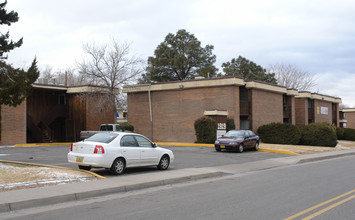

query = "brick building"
[[0, 84, 115, 145], [295, 92, 341, 126], [123, 77, 341, 143], [339, 108, 355, 128]]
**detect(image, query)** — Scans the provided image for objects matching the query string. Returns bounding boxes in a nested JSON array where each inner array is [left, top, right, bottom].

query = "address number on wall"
[[217, 123, 226, 130]]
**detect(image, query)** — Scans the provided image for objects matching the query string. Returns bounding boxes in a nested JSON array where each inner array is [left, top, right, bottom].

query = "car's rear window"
[[100, 125, 113, 131], [86, 133, 118, 143]]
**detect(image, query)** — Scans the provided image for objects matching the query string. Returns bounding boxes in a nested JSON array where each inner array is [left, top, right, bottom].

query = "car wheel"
[[157, 155, 170, 170], [254, 142, 259, 151], [78, 165, 91, 171], [237, 144, 244, 153], [110, 158, 125, 175], [215, 147, 221, 152]]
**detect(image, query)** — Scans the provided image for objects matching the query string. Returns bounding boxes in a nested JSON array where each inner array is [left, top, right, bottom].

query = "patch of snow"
[[0, 163, 12, 168], [0, 178, 90, 190]]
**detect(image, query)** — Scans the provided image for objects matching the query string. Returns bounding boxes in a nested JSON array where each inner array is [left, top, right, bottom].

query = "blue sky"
[[5, 0, 355, 106]]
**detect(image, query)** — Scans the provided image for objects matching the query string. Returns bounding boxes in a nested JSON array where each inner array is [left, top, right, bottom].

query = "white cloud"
[[3, 0, 355, 105], [315, 72, 355, 107]]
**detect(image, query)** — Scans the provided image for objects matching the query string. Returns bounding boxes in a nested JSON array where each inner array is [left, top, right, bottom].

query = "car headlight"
[[215, 140, 220, 144]]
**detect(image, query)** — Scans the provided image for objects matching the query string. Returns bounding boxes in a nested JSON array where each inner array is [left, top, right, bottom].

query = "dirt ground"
[[260, 140, 355, 154], [0, 162, 97, 192]]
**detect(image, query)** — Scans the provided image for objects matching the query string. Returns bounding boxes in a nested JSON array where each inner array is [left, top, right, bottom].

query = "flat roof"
[[123, 77, 341, 103], [341, 108, 355, 113], [32, 84, 117, 94]]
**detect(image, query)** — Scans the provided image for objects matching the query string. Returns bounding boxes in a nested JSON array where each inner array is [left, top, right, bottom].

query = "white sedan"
[[68, 132, 174, 175]]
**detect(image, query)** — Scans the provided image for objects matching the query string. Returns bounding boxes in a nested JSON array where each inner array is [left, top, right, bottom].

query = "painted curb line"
[[258, 148, 300, 155], [14, 143, 72, 147]]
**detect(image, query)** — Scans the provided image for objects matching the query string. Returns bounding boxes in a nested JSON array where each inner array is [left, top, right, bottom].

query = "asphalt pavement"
[[1, 147, 355, 213]]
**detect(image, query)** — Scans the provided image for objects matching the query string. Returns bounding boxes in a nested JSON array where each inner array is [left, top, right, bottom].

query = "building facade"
[[295, 92, 340, 126], [123, 77, 341, 143], [339, 108, 355, 128], [0, 84, 115, 145]]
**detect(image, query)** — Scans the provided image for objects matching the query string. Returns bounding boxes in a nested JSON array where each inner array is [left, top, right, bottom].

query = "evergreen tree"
[[141, 29, 217, 83], [0, 1, 39, 107], [222, 56, 277, 84]]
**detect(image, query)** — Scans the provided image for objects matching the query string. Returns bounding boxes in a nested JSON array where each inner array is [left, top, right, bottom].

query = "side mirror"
[[152, 143, 157, 148]]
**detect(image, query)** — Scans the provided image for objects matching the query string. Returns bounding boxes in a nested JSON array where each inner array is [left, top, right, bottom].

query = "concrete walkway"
[[1, 148, 355, 213]]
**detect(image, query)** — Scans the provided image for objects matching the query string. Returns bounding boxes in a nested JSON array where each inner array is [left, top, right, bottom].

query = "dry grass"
[[0, 162, 96, 191], [260, 140, 355, 154]]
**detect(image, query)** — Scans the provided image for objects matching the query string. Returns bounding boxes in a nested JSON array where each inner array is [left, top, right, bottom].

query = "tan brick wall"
[[85, 94, 115, 131], [127, 86, 240, 142], [314, 100, 333, 124], [290, 96, 296, 124], [251, 89, 283, 132], [0, 102, 26, 145], [345, 112, 355, 128], [295, 98, 308, 126]]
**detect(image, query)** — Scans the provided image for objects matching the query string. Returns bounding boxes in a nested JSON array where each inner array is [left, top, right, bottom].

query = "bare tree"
[[267, 63, 317, 91], [77, 39, 144, 121]]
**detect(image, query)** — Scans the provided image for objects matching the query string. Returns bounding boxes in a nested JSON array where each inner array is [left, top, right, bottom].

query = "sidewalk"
[[1, 148, 355, 213]]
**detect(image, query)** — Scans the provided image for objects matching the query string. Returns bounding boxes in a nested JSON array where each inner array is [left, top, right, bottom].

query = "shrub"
[[194, 116, 216, 144], [120, 122, 134, 132], [226, 118, 235, 131], [257, 122, 300, 145], [336, 127, 344, 140], [342, 128, 355, 141], [299, 122, 337, 147]]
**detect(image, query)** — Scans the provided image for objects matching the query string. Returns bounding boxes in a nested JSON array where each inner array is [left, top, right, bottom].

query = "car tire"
[[215, 147, 221, 152], [110, 158, 125, 175], [237, 144, 244, 153], [253, 142, 259, 151], [78, 165, 91, 171], [157, 155, 170, 170]]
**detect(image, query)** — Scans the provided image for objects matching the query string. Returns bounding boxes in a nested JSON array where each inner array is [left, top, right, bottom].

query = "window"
[[100, 125, 113, 131], [115, 125, 123, 131], [86, 133, 118, 143], [120, 135, 138, 147], [58, 94, 66, 104], [308, 99, 313, 108], [135, 136, 153, 148], [225, 130, 245, 138], [248, 131, 255, 137]]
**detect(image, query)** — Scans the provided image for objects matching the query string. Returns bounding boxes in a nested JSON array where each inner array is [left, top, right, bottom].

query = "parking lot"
[[0, 144, 291, 177]]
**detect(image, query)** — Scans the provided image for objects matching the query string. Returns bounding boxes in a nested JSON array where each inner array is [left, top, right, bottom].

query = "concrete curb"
[[14, 143, 72, 147], [297, 149, 355, 164], [0, 171, 229, 213]]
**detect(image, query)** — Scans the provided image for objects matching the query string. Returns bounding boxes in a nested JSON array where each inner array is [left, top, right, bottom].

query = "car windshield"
[[86, 133, 118, 143], [224, 130, 245, 138]]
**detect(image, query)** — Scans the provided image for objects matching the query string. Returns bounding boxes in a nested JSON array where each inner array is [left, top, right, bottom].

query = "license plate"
[[220, 145, 225, 149], [76, 157, 84, 162]]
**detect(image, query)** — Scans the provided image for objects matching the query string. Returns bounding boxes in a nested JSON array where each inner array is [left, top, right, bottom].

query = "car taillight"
[[70, 143, 73, 151], [94, 145, 105, 154]]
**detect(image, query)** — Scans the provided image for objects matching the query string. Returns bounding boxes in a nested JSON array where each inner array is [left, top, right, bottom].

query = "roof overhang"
[[204, 110, 228, 116], [32, 84, 67, 91], [296, 92, 341, 103], [245, 81, 287, 94], [123, 77, 245, 93], [342, 108, 355, 113]]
